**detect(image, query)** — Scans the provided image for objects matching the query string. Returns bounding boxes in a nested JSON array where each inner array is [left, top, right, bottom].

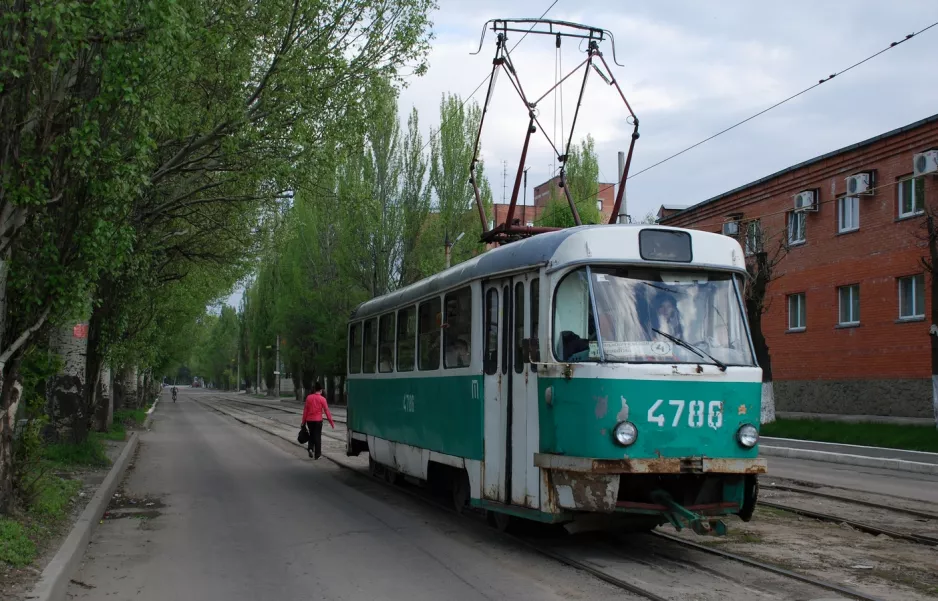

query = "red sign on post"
[[73, 324, 89, 339]]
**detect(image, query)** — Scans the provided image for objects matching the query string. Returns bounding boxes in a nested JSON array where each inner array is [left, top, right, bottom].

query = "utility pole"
[[523, 168, 530, 223], [445, 232, 465, 269], [617, 150, 628, 224], [275, 335, 281, 399]]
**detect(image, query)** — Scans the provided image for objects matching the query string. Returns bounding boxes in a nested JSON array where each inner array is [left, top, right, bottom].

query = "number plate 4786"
[[647, 400, 724, 430]]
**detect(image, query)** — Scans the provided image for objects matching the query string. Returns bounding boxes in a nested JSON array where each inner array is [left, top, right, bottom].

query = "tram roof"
[[350, 225, 745, 320]]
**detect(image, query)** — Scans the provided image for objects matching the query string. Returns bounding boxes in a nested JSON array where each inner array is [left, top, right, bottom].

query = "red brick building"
[[659, 113, 938, 418], [490, 175, 618, 227]]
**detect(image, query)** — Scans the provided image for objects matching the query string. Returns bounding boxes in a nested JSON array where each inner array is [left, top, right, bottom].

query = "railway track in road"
[[200, 395, 890, 601], [218, 396, 348, 425], [759, 483, 938, 548]]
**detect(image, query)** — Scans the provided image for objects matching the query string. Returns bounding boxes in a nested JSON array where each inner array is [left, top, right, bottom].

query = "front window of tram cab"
[[552, 267, 756, 367]]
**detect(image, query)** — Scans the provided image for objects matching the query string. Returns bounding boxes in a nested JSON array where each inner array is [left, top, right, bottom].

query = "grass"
[[42, 437, 110, 467], [761, 418, 938, 453], [0, 472, 82, 567]]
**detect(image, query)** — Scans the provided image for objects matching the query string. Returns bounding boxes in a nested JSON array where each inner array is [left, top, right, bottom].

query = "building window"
[[745, 220, 763, 256], [898, 177, 925, 218], [787, 212, 805, 245], [899, 274, 925, 320], [838, 196, 859, 233], [396, 307, 416, 372], [838, 284, 860, 326], [788, 293, 806, 331], [443, 287, 472, 368]]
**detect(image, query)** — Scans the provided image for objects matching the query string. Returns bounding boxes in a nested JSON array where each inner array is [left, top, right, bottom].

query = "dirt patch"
[[666, 506, 938, 600]]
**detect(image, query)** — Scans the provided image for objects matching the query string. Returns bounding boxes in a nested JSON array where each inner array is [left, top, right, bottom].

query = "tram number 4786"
[[647, 399, 723, 430]]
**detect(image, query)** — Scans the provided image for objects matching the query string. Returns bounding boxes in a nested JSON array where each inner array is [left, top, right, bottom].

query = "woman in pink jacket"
[[302, 382, 335, 459]]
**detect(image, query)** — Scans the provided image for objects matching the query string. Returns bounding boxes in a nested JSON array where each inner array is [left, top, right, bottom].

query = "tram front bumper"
[[533, 453, 766, 475], [534, 453, 766, 514]]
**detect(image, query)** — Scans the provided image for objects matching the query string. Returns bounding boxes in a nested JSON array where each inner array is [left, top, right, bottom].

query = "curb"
[[29, 404, 152, 601], [760, 445, 938, 475], [145, 397, 159, 428]]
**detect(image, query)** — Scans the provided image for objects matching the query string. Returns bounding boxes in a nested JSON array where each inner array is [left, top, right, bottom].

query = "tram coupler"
[[650, 490, 727, 537]]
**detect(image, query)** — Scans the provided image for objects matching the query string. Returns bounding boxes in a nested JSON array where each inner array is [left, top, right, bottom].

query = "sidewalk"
[[761, 436, 938, 474], [777, 411, 934, 426]]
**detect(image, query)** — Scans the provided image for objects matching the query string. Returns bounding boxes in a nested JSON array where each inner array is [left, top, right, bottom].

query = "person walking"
[[302, 382, 335, 459]]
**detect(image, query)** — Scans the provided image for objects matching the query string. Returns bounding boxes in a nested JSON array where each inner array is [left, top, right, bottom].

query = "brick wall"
[[661, 114, 938, 417]]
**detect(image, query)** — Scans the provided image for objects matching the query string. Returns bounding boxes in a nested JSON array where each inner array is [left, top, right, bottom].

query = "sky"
[[225, 0, 938, 307]]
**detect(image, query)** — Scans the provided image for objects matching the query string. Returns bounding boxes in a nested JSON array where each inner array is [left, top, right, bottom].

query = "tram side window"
[[362, 319, 378, 374], [418, 298, 442, 371], [514, 282, 525, 373], [378, 313, 395, 373], [484, 289, 498, 375], [444, 287, 472, 369], [348, 323, 362, 374], [553, 270, 595, 362], [397, 306, 416, 372]]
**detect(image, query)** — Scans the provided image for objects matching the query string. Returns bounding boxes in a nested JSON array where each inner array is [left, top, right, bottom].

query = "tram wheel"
[[384, 467, 400, 485], [452, 472, 470, 514], [487, 510, 512, 532]]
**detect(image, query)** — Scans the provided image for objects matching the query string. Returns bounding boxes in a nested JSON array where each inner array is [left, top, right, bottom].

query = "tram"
[[345, 225, 764, 534]]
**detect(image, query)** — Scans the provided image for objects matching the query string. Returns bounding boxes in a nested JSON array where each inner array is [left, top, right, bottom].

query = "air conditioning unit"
[[845, 171, 874, 195], [793, 189, 818, 212], [722, 221, 740, 237], [914, 150, 938, 177]]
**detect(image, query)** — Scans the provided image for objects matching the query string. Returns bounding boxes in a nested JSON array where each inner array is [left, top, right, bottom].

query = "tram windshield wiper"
[[651, 328, 727, 372]]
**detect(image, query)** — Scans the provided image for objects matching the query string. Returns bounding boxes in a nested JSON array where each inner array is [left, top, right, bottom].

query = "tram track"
[[762, 482, 938, 521], [200, 394, 891, 601]]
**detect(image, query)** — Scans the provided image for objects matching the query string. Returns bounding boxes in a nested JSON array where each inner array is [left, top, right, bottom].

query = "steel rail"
[[652, 531, 886, 601], [762, 483, 938, 521], [760, 500, 938, 547]]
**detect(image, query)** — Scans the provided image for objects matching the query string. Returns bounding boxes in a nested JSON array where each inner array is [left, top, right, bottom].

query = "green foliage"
[[113, 409, 148, 429], [538, 135, 604, 228], [761, 419, 938, 452], [0, 471, 81, 567], [0, 519, 35, 567], [42, 439, 110, 468]]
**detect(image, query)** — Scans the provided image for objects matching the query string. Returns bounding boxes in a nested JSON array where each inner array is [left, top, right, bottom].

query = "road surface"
[[65, 388, 635, 601]]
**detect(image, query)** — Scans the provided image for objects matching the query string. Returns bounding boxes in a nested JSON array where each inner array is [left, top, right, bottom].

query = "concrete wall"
[[661, 115, 938, 418], [776, 379, 933, 418]]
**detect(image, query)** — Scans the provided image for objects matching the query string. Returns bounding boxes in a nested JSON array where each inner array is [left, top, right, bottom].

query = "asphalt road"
[[65, 389, 635, 601]]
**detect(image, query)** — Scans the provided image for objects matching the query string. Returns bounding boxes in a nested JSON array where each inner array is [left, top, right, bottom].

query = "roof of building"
[[350, 225, 746, 320], [659, 112, 938, 224]]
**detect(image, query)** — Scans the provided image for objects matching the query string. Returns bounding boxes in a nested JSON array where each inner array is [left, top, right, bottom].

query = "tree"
[[429, 94, 492, 270], [919, 207, 938, 428], [538, 135, 604, 228], [742, 220, 788, 425]]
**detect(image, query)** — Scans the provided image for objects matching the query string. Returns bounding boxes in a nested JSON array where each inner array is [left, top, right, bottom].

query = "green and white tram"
[[346, 225, 765, 534]]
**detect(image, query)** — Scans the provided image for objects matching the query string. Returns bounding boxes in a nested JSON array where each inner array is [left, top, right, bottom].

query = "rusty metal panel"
[[551, 471, 619, 512], [534, 453, 766, 474]]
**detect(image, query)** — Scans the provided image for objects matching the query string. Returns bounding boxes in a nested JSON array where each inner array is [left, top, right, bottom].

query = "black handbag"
[[297, 425, 309, 445]]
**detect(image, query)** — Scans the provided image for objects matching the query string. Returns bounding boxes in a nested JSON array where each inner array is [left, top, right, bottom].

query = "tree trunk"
[[0, 358, 23, 514], [338, 374, 346, 407], [292, 365, 303, 403], [94, 365, 113, 432], [48, 323, 89, 442]]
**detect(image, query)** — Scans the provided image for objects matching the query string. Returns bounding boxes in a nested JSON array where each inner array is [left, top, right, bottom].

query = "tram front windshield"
[[553, 267, 755, 366]]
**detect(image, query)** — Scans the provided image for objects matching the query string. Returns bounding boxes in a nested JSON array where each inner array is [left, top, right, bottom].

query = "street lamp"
[[445, 231, 465, 269]]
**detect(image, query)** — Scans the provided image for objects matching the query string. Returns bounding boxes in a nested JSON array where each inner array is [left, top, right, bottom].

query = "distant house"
[[491, 175, 619, 228]]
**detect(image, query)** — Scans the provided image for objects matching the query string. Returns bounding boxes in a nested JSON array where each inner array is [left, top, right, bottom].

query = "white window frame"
[[787, 211, 805, 245], [898, 177, 924, 218], [838, 284, 860, 326], [837, 196, 859, 233], [898, 274, 925, 320], [788, 293, 806, 331], [744, 220, 762, 256]]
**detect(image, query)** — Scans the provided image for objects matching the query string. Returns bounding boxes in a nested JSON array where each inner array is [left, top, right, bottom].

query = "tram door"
[[482, 275, 538, 507]]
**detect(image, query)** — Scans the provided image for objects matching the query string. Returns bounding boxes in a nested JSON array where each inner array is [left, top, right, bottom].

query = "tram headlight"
[[736, 423, 759, 448], [613, 421, 638, 446]]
